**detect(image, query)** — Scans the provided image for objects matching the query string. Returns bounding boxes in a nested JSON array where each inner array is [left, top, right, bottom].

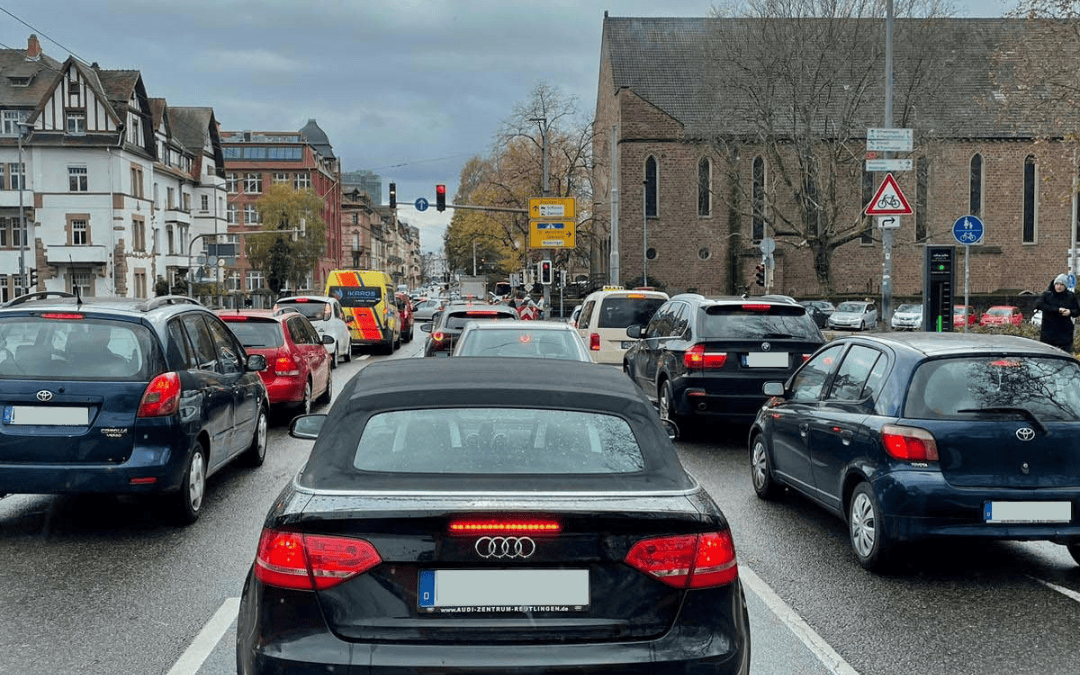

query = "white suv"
[[273, 295, 352, 366], [575, 287, 669, 365]]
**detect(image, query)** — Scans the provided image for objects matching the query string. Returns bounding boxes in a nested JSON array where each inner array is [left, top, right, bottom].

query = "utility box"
[[923, 246, 955, 332]]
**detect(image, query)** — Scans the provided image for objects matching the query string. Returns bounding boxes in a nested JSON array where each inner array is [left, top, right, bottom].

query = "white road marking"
[[166, 597, 240, 675], [740, 566, 860, 675], [1031, 575, 1080, 604]]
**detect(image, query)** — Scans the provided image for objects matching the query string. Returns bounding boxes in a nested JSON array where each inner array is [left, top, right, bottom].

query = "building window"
[[12, 217, 26, 248], [969, 154, 982, 218], [245, 173, 262, 194], [0, 217, 8, 247], [66, 112, 85, 135], [226, 173, 238, 193], [201, 194, 209, 212], [134, 270, 147, 299], [2, 110, 25, 135], [167, 187, 175, 209], [227, 204, 238, 224], [752, 156, 766, 242], [132, 217, 145, 252], [916, 158, 929, 242], [861, 170, 875, 245], [166, 225, 174, 255], [644, 156, 657, 218], [183, 193, 191, 212], [246, 270, 263, 291], [294, 173, 311, 190], [244, 204, 261, 225], [8, 163, 24, 191], [226, 271, 241, 291], [698, 158, 711, 217], [69, 166, 88, 192], [273, 172, 289, 185], [71, 268, 92, 296], [71, 219, 89, 245], [131, 165, 144, 198], [1024, 155, 1037, 244]]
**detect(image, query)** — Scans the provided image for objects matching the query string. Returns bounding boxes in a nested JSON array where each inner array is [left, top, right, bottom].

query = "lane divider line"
[[1031, 575, 1080, 604], [166, 597, 240, 675]]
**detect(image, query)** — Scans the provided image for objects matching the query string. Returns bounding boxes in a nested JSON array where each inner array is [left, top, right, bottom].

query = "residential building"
[[341, 169, 381, 203]]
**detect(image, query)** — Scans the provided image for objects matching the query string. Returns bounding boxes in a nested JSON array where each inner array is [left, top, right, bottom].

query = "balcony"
[[45, 244, 109, 265]]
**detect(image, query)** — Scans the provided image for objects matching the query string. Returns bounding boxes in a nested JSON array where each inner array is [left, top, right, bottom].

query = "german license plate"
[[984, 501, 1072, 524], [418, 569, 589, 611], [745, 352, 788, 368], [3, 406, 89, 426]]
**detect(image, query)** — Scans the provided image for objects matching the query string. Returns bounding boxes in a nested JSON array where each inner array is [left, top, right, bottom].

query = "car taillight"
[[684, 344, 728, 370], [448, 518, 561, 535], [274, 354, 300, 377], [590, 333, 600, 351], [137, 372, 181, 418], [433, 331, 446, 342], [624, 531, 738, 588], [882, 425, 939, 462], [254, 529, 382, 591], [42, 313, 85, 320], [801, 354, 813, 362]]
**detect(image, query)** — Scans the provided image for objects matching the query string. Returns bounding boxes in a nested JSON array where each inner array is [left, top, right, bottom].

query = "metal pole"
[[642, 181, 648, 285], [881, 0, 894, 329], [609, 125, 620, 286], [17, 126, 26, 294], [964, 245, 970, 333], [472, 240, 477, 276], [531, 117, 552, 312]]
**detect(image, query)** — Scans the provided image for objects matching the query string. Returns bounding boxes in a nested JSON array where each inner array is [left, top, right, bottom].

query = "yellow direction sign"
[[529, 197, 576, 220], [529, 221, 576, 249]]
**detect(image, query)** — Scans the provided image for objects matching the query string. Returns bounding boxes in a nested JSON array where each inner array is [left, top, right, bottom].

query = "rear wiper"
[[955, 407, 1049, 436]]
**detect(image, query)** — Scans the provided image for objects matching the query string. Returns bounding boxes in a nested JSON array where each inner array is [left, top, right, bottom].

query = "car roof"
[[835, 331, 1065, 358], [276, 295, 337, 303], [462, 319, 576, 331], [1, 293, 201, 314], [216, 308, 289, 323], [584, 288, 669, 302]]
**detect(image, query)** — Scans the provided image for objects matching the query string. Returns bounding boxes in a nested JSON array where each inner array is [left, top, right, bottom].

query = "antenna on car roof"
[[75, 285, 83, 308]]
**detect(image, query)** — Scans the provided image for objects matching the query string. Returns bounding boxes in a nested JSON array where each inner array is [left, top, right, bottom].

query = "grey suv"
[[0, 292, 269, 524]]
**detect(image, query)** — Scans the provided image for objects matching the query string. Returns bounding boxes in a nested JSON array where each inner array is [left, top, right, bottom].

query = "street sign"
[[865, 173, 913, 215], [529, 221, 576, 248], [758, 237, 775, 254], [865, 159, 913, 172], [876, 215, 901, 229], [529, 197, 576, 220], [1068, 273, 1077, 291], [415, 197, 429, 212], [867, 127, 913, 152], [952, 215, 984, 245]]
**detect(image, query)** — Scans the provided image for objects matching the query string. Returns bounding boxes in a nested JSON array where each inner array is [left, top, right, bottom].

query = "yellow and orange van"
[[325, 270, 400, 355]]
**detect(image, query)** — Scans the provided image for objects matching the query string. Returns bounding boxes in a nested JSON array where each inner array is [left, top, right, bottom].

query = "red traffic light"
[[436, 184, 447, 212]]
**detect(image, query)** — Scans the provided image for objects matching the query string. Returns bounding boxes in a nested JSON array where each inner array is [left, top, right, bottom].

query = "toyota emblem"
[[36, 390, 53, 402], [761, 342, 772, 351], [1015, 427, 1036, 441], [474, 536, 536, 559]]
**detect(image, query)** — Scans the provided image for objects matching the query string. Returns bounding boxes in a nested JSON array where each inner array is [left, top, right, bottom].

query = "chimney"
[[26, 34, 41, 61]]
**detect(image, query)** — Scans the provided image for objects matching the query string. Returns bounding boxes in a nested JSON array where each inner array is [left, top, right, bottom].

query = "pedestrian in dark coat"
[[1035, 273, 1080, 351]]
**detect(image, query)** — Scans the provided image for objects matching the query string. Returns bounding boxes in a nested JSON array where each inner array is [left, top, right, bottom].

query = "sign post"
[[952, 215, 985, 332]]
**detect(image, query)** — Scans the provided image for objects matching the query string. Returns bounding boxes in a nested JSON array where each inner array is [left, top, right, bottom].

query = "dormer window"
[[8, 76, 31, 87], [67, 112, 86, 135]]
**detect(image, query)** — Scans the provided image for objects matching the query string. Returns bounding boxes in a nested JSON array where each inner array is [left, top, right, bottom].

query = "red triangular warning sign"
[[865, 173, 913, 215]]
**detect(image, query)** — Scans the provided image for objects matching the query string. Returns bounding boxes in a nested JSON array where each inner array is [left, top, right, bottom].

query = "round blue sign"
[[415, 197, 429, 212], [952, 215, 984, 245]]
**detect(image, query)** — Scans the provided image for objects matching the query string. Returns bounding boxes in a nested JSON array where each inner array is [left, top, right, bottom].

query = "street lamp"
[[17, 120, 32, 294]]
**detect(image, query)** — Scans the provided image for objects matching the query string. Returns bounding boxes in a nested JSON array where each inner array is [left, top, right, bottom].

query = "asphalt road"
[[1, 334, 1078, 674]]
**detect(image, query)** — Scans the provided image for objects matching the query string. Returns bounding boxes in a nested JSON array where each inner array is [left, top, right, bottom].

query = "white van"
[[575, 287, 669, 365]]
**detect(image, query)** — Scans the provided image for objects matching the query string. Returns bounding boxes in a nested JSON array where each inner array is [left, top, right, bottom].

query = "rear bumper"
[[0, 440, 189, 495], [262, 377, 307, 407]]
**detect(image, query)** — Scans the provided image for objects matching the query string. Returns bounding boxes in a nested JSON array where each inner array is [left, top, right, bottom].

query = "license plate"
[[4, 405, 89, 426], [745, 352, 788, 368], [620, 341, 632, 349], [418, 569, 589, 611], [984, 501, 1072, 524]]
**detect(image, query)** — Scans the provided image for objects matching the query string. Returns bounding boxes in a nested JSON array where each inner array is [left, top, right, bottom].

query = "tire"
[[658, 379, 685, 428], [329, 348, 337, 369], [297, 380, 312, 415], [1066, 542, 1080, 567], [403, 324, 413, 343], [750, 434, 779, 500], [344, 345, 353, 363], [848, 482, 893, 572], [317, 366, 333, 406], [241, 404, 268, 467], [859, 320, 866, 331], [170, 443, 207, 525]]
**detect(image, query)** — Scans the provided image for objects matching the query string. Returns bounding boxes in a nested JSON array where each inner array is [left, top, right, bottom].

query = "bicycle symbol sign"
[[864, 173, 913, 215], [952, 215, 984, 245]]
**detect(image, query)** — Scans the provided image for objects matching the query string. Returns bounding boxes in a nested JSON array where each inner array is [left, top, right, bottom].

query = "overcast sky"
[[1, 0, 1010, 253]]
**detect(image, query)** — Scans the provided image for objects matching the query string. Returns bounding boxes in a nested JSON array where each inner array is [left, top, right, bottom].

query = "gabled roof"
[[168, 107, 213, 153], [95, 68, 141, 103], [299, 118, 334, 158], [149, 97, 168, 130], [601, 16, 1042, 140], [0, 46, 62, 108]]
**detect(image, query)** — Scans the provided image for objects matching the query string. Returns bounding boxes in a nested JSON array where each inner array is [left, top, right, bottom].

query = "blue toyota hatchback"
[[0, 292, 269, 524], [749, 332, 1080, 572]]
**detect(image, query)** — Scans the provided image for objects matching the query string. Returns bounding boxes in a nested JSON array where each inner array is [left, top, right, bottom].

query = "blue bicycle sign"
[[952, 215, 984, 246]]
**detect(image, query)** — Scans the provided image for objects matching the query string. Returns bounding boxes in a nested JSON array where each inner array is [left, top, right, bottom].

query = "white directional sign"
[[876, 215, 901, 230], [867, 127, 913, 152], [866, 159, 913, 172]]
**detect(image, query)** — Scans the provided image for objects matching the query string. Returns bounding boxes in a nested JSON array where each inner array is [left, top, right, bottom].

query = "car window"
[[0, 316, 153, 380], [827, 344, 885, 402], [279, 300, 327, 321], [577, 300, 595, 330], [905, 356, 1080, 421], [836, 303, 864, 313], [789, 344, 845, 402], [699, 304, 821, 340], [445, 310, 516, 330], [181, 314, 219, 372], [352, 408, 645, 474], [597, 297, 667, 328], [228, 320, 284, 349], [205, 316, 243, 374], [287, 317, 314, 345], [670, 302, 689, 338]]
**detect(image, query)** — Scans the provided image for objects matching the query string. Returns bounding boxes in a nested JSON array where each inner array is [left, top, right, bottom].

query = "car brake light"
[[741, 304, 772, 312], [882, 425, 939, 462], [294, 298, 310, 302], [274, 354, 300, 377], [624, 531, 738, 588], [448, 518, 561, 535], [590, 333, 600, 351], [433, 331, 446, 342], [684, 344, 727, 370], [41, 313, 84, 320], [254, 528, 382, 591], [801, 354, 812, 362], [137, 372, 181, 417], [465, 311, 499, 316], [221, 315, 247, 321]]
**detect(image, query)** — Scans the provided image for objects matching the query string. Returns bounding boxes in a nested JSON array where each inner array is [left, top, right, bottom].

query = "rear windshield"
[[329, 286, 381, 308], [446, 311, 516, 330], [0, 315, 157, 380], [277, 300, 327, 320], [457, 328, 583, 360], [700, 305, 821, 340], [905, 356, 1080, 421], [224, 320, 284, 349], [352, 408, 645, 474], [597, 297, 666, 328]]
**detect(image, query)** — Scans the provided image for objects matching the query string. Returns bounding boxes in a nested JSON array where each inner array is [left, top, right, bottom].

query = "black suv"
[[419, 302, 520, 356], [623, 294, 825, 428], [0, 292, 269, 524]]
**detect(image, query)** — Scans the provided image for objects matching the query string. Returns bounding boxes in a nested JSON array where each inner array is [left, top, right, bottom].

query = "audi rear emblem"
[[761, 342, 772, 351], [1016, 427, 1036, 441], [474, 536, 536, 559], [36, 390, 53, 402]]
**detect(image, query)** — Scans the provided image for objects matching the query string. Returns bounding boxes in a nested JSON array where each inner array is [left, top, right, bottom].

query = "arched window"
[[969, 154, 982, 217], [644, 156, 658, 218], [1023, 155, 1036, 243], [698, 157, 711, 217], [752, 156, 765, 241]]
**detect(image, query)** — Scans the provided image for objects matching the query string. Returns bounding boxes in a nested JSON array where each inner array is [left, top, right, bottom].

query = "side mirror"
[[246, 354, 267, 372], [421, 323, 433, 333], [626, 324, 644, 339], [762, 381, 785, 397], [345, 315, 355, 325], [290, 413, 326, 440]]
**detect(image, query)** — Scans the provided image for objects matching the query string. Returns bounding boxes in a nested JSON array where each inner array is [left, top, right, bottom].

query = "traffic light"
[[539, 260, 553, 285], [389, 182, 397, 209], [754, 264, 765, 287], [436, 184, 446, 212], [28, 267, 37, 288]]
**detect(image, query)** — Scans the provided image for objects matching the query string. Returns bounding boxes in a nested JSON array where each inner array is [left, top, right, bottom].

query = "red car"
[[217, 309, 333, 416], [953, 305, 977, 328], [395, 292, 415, 343], [979, 305, 1024, 327]]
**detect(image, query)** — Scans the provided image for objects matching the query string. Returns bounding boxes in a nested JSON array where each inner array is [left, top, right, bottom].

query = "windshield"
[[224, 320, 284, 349], [896, 304, 920, 313], [276, 300, 328, 320], [597, 297, 667, 328], [986, 307, 1011, 316], [700, 304, 821, 340], [456, 328, 585, 360], [836, 303, 867, 313]]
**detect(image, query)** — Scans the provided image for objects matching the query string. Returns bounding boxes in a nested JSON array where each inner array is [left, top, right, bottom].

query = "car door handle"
[[799, 422, 809, 438], [830, 426, 854, 445]]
